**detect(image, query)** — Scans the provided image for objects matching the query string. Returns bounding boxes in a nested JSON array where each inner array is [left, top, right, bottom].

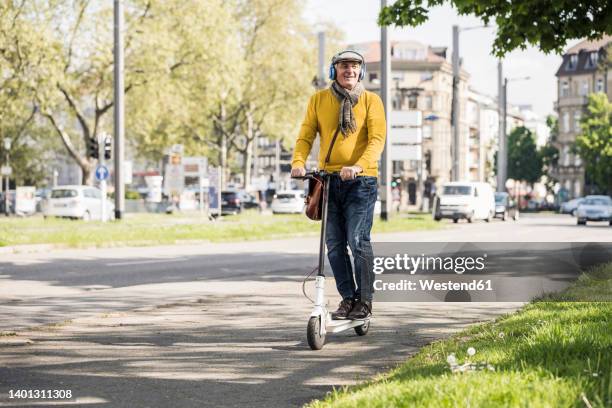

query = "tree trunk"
[[81, 161, 94, 185], [242, 110, 255, 190], [242, 139, 253, 190]]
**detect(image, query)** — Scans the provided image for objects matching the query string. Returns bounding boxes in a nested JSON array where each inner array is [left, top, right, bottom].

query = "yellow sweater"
[[291, 88, 386, 177]]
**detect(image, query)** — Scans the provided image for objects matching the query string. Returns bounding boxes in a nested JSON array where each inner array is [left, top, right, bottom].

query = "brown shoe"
[[347, 300, 371, 320], [331, 298, 354, 320]]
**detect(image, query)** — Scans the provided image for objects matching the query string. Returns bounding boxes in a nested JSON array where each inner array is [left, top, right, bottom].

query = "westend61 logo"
[[372, 253, 488, 275]]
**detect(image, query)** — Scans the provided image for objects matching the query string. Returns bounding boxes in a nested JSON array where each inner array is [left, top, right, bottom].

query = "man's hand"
[[340, 165, 362, 181], [291, 167, 306, 178]]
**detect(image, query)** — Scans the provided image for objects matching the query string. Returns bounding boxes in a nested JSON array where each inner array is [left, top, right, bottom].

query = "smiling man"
[[291, 50, 386, 320]]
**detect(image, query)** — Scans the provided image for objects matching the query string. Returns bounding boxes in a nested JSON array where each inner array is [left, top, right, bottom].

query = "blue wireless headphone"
[[328, 50, 366, 81]]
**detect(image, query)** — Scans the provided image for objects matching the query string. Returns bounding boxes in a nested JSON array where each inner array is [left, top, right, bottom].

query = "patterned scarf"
[[330, 80, 364, 137]]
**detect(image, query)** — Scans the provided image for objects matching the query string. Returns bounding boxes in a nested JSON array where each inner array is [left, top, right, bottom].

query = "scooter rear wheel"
[[354, 320, 370, 336], [307, 316, 325, 350]]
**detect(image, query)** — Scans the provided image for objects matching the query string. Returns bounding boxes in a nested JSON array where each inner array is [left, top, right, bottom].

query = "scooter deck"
[[326, 317, 370, 333]]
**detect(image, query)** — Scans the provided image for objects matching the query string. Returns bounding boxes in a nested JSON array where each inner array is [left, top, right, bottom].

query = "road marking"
[[106, 258, 189, 267]]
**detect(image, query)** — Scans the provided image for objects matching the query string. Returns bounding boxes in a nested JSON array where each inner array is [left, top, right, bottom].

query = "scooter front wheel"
[[354, 320, 370, 336], [307, 316, 326, 350]]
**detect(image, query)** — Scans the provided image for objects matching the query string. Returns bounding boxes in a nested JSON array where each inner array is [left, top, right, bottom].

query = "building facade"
[[554, 35, 610, 198]]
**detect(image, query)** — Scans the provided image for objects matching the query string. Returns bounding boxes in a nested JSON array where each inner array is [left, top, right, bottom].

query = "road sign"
[[389, 144, 422, 161], [390, 110, 422, 127], [388, 110, 423, 160], [0, 165, 11, 176], [95, 165, 110, 181]]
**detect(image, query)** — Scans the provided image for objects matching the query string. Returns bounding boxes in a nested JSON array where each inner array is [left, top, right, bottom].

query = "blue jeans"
[[325, 175, 377, 302]]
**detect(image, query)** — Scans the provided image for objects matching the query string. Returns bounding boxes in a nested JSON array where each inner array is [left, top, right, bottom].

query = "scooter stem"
[[317, 174, 330, 276]]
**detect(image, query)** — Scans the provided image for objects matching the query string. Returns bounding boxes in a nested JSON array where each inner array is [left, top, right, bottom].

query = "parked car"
[[0, 190, 15, 214], [576, 195, 612, 226], [221, 190, 259, 215], [560, 197, 584, 216], [494, 192, 519, 221], [271, 190, 305, 214], [44, 185, 114, 221], [434, 182, 495, 223]]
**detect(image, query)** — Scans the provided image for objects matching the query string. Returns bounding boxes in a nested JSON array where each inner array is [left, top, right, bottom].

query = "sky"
[[304, 0, 581, 120]]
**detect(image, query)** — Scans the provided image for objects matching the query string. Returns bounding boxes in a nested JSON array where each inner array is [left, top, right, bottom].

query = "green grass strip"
[[0, 211, 443, 248], [309, 262, 612, 408]]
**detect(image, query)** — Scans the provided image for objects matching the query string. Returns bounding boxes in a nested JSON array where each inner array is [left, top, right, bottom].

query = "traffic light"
[[87, 137, 99, 159], [391, 176, 401, 188], [104, 136, 112, 160]]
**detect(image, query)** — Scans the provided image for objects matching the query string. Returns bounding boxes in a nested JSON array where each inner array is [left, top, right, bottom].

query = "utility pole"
[[113, 0, 125, 220], [317, 32, 326, 89], [380, 0, 391, 221], [274, 138, 280, 190], [2, 138, 10, 216], [497, 61, 505, 192], [451, 25, 460, 182], [98, 133, 108, 223], [502, 77, 508, 191]]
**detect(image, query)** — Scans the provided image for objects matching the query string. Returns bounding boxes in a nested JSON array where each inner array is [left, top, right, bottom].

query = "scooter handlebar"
[[291, 170, 335, 180]]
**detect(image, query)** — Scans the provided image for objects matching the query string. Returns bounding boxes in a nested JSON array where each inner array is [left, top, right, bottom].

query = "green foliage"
[[507, 126, 543, 185], [0, 212, 442, 247], [1, 0, 331, 187], [575, 93, 612, 194], [378, 0, 612, 57], [309, 262, 612, 408], [538, 116, 559, 193]]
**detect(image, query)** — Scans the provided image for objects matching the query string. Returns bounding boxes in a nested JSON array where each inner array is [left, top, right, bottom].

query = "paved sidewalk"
[[0, 274, 522, 408]]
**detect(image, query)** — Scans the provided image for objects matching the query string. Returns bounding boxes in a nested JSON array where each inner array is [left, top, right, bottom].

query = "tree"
[[197, 0, 316, 188], [538, 115, 560, 194], [13, 0, 224, 185], [507, 126, 543, 186], [0, 2, 51, 186], [126, 0, 239, 164], [575, 93, 612, 194], [378, 0, 612, 56]]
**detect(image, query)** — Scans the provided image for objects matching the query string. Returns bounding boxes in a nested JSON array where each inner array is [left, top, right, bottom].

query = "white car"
[[560, 197, 584, 216], [45, 185, 114, 221], [271, 190, 305, 214], [435, 181, 496, 223], [576, 195, 612, 226]]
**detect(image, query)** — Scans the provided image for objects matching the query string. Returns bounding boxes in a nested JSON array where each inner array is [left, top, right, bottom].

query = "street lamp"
[[499, 75, 531, 194], [2, 137, 11, 216]]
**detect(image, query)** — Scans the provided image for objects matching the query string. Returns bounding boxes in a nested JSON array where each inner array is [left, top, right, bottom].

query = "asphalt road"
[[0, 213, 609, 407]]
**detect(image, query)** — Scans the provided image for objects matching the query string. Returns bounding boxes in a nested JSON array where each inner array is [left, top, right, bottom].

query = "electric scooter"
[[295, 171, 370, 350]]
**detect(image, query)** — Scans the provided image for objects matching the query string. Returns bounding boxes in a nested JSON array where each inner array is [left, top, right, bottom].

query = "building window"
[[595, 78, 604, 93], [563, 145, 570, 166], [562, 111, 570, 132], [423, 125, 432, 139], [578, 80, 589, 96], [408, 93, 418, 109], [574, 153, 582, 167], [585, 51, 599, 68], [560, 81, 570, 97], [573, 111, 581, 132], [424, 95, 432, 110], [567, 54, 578, 70], [369, 72, 379, 83]]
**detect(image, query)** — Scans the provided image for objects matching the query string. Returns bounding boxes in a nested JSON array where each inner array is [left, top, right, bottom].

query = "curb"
[[0, 244, 59, 255]]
